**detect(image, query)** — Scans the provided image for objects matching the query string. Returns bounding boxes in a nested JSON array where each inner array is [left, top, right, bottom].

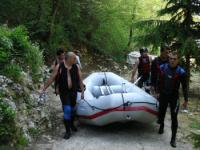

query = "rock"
[[28, 121, 35, 128], [124, 65, 128, 70], [5, 78, 13, 85], [11, 83, 23, 96], [2, 98, 17, 110], [21, 71, 35, 89], [40, 111, 46, 118], [48, 123, 52, 128], [23, 129, 32, 142]]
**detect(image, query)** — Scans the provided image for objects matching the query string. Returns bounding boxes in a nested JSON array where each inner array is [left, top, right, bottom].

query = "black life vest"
[[138, 56, 151, 75], [55, 63, 80, 93]]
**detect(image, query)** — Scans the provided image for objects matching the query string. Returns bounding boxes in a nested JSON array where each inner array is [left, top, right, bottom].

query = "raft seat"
[[92, 85, 124, 98]]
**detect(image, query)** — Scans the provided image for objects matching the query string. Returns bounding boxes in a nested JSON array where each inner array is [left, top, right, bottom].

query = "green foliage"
[[25, 44, 44, 82], [90, 0, 132, 61], [132, 0, 200, 89], [28, 128, 40, 138], [0, 100, 16, 143], [3, 64, 22, 82], [133, 0, 200, 54], [190, 122, 200, 148], [0, 99, 28, 148], [0, 0, 141, 61], [0, 26, 44, 83]]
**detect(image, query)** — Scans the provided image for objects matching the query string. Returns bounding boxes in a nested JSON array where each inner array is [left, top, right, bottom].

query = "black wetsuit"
[[57, 63, 80, 132], [151, 57, 168, 90], [157, 63, 188, 139]]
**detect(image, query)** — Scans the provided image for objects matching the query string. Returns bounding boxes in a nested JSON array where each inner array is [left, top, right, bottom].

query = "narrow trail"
[[31, 54, 196, 150]]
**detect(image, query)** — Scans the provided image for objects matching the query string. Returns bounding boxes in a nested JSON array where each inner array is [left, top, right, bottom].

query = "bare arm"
[[43, 64, 59, 91], [77, 65, 84, 93], [131, 60, 139, 82]]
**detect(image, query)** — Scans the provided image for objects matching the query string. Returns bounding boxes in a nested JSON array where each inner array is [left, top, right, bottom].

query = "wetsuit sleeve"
[[150, 58, 157, 88], [180, 71, 188, 102]]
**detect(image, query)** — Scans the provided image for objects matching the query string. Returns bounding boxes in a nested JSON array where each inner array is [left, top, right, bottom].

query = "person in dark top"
[[151, 43, 170, 92], [137, 47, 152, 92], [50, 48, 65, 73], [157, 51, 188, 148], [74, 50, 82, 69], [41, 52, 84, 140]]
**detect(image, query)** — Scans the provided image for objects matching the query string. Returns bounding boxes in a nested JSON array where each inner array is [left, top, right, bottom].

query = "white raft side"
[[79, 110, 156, 126], [77, 93, 158, 126], [77, 93, 124, 116]]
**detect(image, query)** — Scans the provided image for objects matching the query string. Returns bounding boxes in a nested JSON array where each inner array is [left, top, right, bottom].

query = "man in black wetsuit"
[[157, 51, 188, 147], [42, 52, 84, 140], [151, 43, 170, 93]]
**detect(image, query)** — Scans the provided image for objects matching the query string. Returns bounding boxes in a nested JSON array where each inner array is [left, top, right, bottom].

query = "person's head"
[[160, 43, 170, 59], [139, 47, 148, 57], [169, 51, 179, 68], [65, 52, 77, 65], [56, 48, 65, 61]]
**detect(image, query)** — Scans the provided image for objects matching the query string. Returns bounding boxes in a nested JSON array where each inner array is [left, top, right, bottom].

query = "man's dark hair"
[[161, 43, 170, 52], [169, 50, 178, 57], [139, 47, 148, 54], [56, 48, 64, 56]]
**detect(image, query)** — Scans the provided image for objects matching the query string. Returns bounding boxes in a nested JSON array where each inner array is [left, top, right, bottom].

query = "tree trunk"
[[50, 0, 60, 36], [127, 14, 135, 50], [185, 53, 190, 91], [127, 24, 133, 49]]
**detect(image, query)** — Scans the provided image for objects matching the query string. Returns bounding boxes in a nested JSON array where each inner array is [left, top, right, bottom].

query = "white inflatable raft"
[[77, 72, 158, 126]]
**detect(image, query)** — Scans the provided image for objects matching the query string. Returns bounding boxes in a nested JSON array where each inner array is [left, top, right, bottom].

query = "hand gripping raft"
[[76, 72, 159, 126]]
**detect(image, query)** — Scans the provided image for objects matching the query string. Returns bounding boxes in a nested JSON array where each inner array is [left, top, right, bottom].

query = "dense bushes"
[[0, 25, 44, 147], [0, 0, 141, 61], [0, 92, 28, 147], [0, 100, 17, 143], [0, 26, 43, 82], [190, 123, 200, 149]]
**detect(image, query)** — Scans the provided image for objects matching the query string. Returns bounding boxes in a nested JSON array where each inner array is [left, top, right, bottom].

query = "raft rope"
[[121, 93, 125, 111], [81, 98, 124, 111], [104, 72, 108, 85], [81, 98, 157, 111]]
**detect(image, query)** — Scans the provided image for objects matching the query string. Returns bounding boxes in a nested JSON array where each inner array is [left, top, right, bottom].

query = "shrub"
[[3, 64, 22, 82], [0, 25, 44, 83], [0, 100, 28, 148], [0, 100, 16, 143], [190, 123, 200, 148], [25, 44, 44, 82]]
